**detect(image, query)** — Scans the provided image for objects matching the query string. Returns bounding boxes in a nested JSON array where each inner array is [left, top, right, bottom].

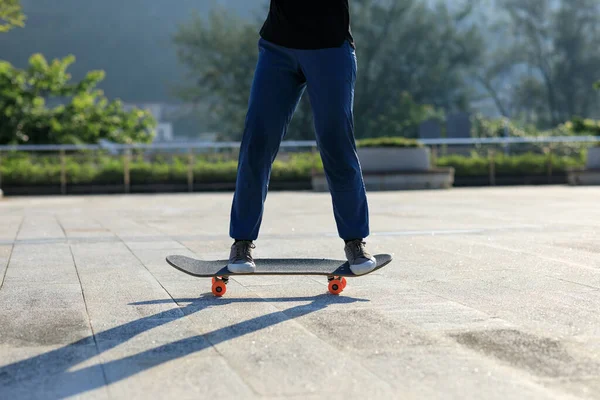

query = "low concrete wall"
[[312, 168, 454, 191], [357, 147, 430, 173], [568, 169, 600, 185], [586, 147, 600, 169], [568, 147, 600, 185]]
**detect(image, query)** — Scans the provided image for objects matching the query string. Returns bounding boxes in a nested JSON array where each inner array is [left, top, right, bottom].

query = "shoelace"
[[349, 240, 368, 259], [235, 241, 255, 262]]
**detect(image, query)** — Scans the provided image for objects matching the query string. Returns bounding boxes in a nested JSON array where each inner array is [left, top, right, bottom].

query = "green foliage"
[[471, 114, 538, 138], [564, 117, 600, 136], [174, 1, 483, 139], [1, 150, 588, 187], [173, 9, 258, 139], [356, 137, 422, 148], [0, 54, 156, 145], [0, 152, 323, 186], [436, 153, 585, 177], [363, 92, 445, 139], [350, 0, 483, 135], [479, 0, 600, 127], [0, 0, 24, 32]]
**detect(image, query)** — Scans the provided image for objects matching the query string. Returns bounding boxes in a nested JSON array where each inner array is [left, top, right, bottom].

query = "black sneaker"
[[227, 240, 256, 273], [344, 239, 376, 275]]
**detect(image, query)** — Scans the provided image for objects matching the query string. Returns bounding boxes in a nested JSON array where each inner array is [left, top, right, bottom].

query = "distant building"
[[154, 123, 174, 142]]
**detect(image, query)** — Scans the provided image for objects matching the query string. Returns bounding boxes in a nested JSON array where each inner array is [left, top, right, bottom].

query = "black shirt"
[[259, 0, 354, 50]]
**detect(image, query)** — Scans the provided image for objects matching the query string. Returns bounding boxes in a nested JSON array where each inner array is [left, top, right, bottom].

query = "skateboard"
[[166, 254, 393, 297]]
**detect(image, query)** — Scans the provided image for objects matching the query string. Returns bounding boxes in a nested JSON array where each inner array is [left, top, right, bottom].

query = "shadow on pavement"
[[0, 294, 368, 399]]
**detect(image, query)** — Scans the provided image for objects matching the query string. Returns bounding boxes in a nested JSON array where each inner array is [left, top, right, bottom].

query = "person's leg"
[[296, 41, 375, 274], [297, 41, 369, 241], [229, 39, 306, 244]]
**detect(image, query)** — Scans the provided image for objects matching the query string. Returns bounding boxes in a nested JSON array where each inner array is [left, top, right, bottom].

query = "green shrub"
[[564, 117, 600, 136], [0, 54, 156, 145], [436, 153, 585, 177], [0, 150, 587, 187], [356, 137, 422, 148]]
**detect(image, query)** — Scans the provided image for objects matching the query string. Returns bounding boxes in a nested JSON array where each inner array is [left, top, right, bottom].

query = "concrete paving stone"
[[427, 234, 600, 288], [0, 283, 91, 346], [451, 329, 600, 379], [98, 218, 166, 238], [0, 245, 11, 287], [70, 242, 161, 286], [360, 347, 573, 400], [0, 344, 108, 400], [249, 278, 514, 338], [178, 239, 239, 260], [0, 306, 91, 347], [157, 276, 248, 300], [83, 293, 184, 325], [419, 278, 600, 337], [100, 354, 255, 400], [2, 188, 600, 398], [208, 324, 394, 397], [4, 243, 79, 285], [17, 215, 65, 241], [372, 236, 600, 335], [57, 216, 116, 240], [92, 318, 213, 353], [0, 216, 22, 243], [172, 288, 394, 396], [541, 377, 600, 400], [128, 247, 199, 281], [8, 242, 72, 263], [124, 240, 187, 251]]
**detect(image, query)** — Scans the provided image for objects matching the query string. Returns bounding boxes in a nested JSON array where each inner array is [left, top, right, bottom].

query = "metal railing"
[[0, 136, 598, 152], [0, 136, 598, 194], [0, 140, 318, 152]]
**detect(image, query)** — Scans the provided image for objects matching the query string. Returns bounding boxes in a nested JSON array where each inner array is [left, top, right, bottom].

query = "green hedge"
[[0, 151, 588, 187], [356, 137, 422, 148], [436, 153, 584, 177], [0, 153, 323, 186]]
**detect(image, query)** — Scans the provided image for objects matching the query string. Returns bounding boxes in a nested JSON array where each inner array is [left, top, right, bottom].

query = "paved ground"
[[0, 187, 599, 399]]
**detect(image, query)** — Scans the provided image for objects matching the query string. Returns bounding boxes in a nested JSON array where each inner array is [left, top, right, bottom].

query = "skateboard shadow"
[[0, 294, 368, 399]]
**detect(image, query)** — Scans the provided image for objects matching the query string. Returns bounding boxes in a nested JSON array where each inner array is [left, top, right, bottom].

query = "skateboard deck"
[[166, 254, 392, 296]]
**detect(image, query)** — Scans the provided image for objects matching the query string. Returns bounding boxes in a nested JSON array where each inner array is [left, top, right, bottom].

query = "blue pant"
[[230, 38, 369, 241]]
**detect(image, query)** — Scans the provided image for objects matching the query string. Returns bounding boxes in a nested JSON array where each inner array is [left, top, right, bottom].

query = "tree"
[[174, 1, 484, 140], [350, 0, 482, 136], [0, 54, 156, 145], [173, 9, 260, 140], [479, 0, 600, 127], [0, 0, 24, 32]]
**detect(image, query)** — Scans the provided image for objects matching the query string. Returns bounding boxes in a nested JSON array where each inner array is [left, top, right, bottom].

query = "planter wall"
[[313, 168, 454, 192], [568, 170, 600, 186], [357, 147, 430, 173], [568, 147, 600, 186], [586, 147, 600, 169], [313, 146, 452, 191]]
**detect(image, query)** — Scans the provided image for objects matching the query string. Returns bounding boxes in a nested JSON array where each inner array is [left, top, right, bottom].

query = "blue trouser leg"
[[229, 39, 306, 240], [297, 42, 370, 240]]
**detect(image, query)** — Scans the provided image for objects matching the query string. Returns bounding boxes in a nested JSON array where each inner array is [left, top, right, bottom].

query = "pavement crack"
[[63, 218, 111, 392], [0, 216, 24, 291]]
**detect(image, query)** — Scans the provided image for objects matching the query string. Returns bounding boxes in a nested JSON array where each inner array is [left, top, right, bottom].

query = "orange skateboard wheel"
[[328, 279, 344, 295], [212, 280, 227, 297]]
